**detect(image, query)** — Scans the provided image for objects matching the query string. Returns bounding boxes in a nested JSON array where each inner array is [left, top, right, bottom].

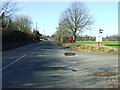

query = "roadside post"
[[96, 29, 103, 46]]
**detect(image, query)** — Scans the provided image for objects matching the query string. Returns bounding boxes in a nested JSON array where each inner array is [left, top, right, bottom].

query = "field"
[[76, 41, 119, 48]]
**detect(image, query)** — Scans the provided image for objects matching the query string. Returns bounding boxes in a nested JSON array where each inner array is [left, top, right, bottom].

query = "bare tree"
[[56, 21, 70, 37], [0, 1, 19, 28], [59, 2, 94, 42]]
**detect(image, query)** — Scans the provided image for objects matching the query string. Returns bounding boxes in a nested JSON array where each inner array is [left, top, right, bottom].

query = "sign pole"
[[96, 29, 103, 46], [98, 42, 100, 46], [98, 35, 100, 46]]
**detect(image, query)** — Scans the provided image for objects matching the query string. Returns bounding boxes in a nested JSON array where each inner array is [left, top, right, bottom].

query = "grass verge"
[[77, 41, 119, 48], [62, 43, 120, 54]]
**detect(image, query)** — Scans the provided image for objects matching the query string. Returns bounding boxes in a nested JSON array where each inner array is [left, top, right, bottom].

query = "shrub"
[[2, 29, 35, 44]]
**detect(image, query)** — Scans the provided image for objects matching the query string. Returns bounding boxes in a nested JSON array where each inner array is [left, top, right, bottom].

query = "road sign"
[[96, 37, 102, 42], [99, 29, 103, 34]]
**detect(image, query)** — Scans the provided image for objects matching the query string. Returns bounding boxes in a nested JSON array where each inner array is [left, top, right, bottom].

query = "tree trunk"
[[73, 35, 76, 43]]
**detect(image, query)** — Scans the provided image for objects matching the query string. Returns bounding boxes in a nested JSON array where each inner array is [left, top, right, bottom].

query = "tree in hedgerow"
[[33, 29, 42, 41]]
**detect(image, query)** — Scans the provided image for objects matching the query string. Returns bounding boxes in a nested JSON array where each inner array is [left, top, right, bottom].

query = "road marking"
[[0, 55, 26, 71]]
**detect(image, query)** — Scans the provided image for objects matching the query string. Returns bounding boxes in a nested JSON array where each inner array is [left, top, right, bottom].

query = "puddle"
[[64, 52, 76, 56]]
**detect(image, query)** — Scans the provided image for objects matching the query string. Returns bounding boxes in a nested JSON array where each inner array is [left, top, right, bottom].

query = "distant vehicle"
[[40, 38, 48, 41], [40, 39, 44, 41]]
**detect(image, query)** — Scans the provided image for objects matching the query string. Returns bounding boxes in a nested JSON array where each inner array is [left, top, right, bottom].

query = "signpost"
[[96, 37, 102, 46], [96, 29, 103, 46], [96, 37, 102, 42]]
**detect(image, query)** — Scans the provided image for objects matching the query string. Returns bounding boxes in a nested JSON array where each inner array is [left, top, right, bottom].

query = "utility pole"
[[44, 30, 45, 36], [36, 22, 37, 31]]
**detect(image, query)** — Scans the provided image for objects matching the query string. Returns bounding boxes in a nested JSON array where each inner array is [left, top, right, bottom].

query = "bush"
[[62, 36, 70, 43], [76, 36, 96, 41]]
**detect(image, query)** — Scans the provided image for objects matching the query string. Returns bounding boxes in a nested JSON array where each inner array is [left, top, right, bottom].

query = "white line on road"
[[0, 55, 26, 71]]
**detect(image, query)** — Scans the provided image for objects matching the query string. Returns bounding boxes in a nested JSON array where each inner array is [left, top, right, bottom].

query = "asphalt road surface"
[[2, 40, 118, 88]]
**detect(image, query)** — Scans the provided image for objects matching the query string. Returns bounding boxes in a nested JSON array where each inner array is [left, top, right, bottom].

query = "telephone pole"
[[36, 22, 37, 31], [44, 30, 45, 36]]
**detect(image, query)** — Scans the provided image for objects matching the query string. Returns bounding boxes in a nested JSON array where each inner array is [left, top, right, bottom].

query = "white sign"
[[96, 37, 102, 42]]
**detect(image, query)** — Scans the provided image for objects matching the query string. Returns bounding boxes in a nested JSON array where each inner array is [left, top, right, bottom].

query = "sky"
[[14, 1, 118, 37]]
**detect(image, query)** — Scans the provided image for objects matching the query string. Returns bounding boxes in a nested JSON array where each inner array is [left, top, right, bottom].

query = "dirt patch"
[[93, 71, 118, 77], [108, 83, 119, 88], [107, 74, 119, 88]]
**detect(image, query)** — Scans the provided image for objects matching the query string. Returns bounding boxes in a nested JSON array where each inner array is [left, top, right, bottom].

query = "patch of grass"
[[76, 41, 119, 48], [102, 41, 119, 48], [62, 43, 120, 54], [77, 41, 97, 44]]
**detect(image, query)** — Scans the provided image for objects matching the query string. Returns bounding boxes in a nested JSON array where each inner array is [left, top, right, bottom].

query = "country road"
[[2, 40, 118, 88]]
